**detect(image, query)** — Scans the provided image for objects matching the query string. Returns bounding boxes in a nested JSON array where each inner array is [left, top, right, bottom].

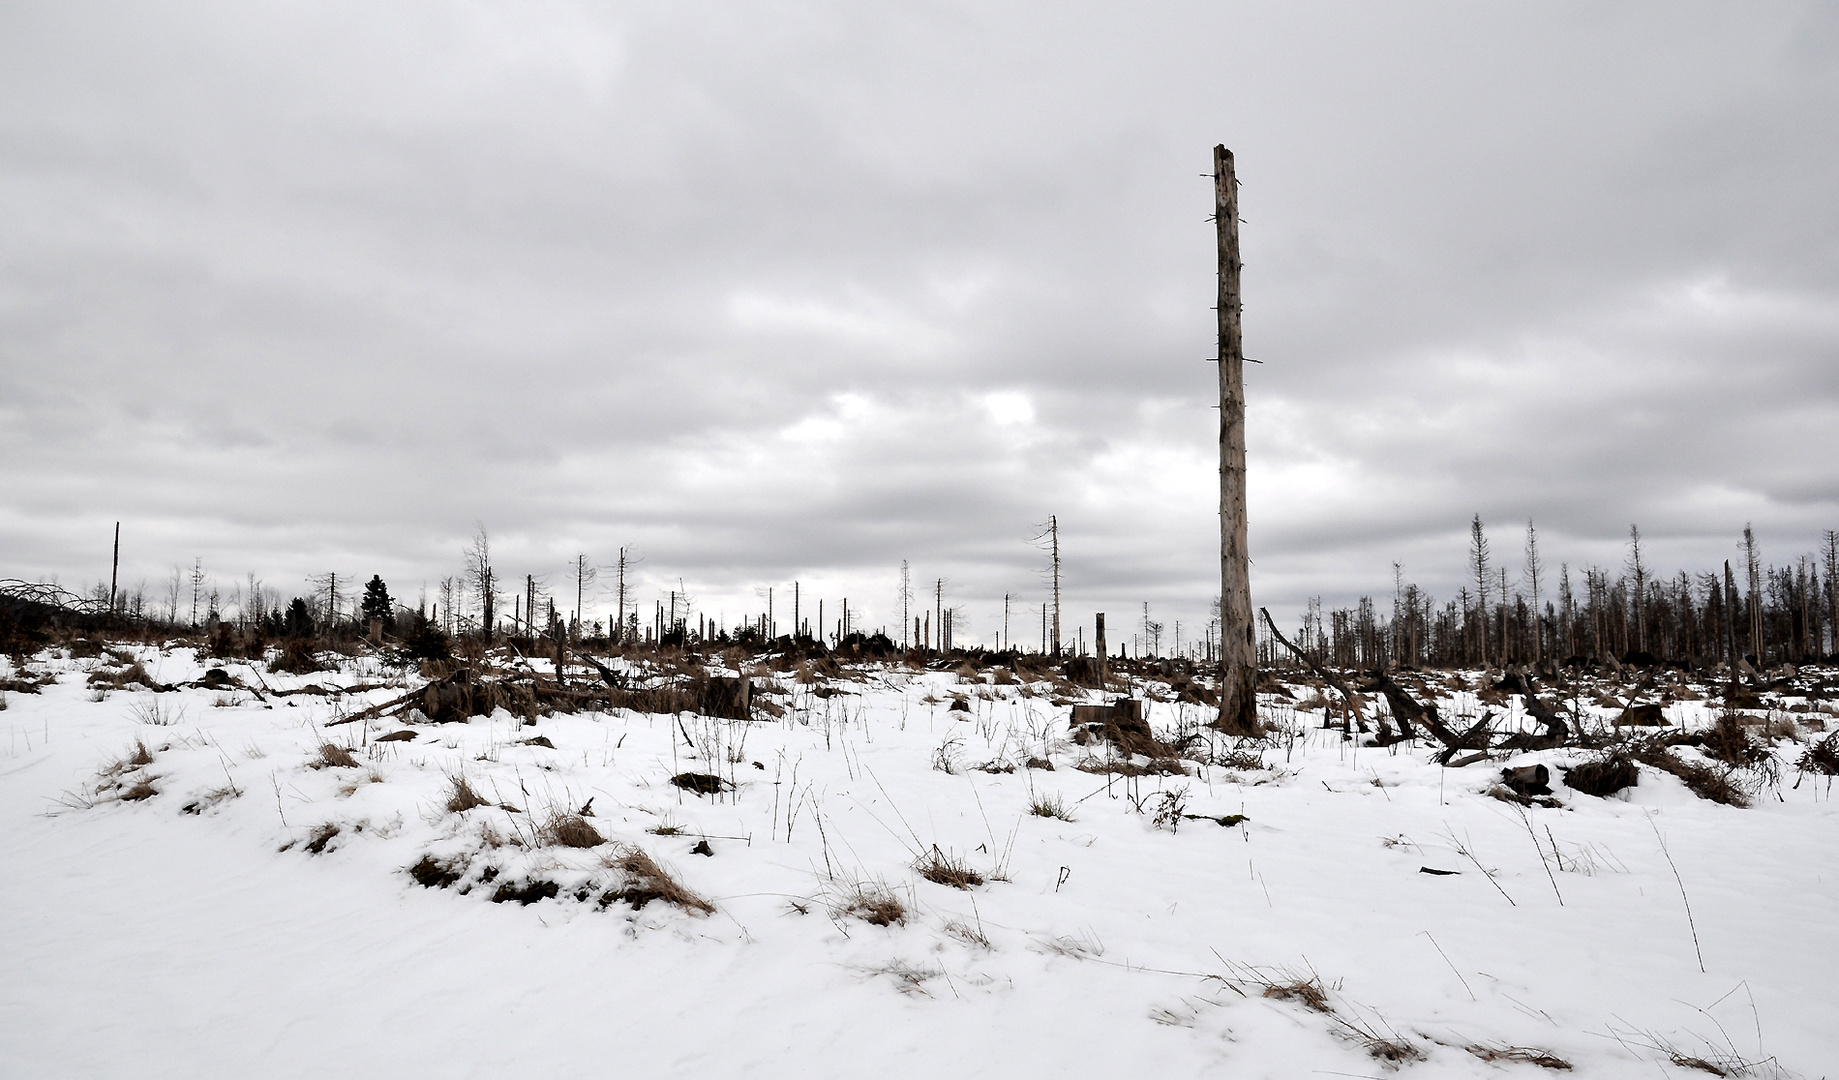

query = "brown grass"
[[541, 811, 605, 848], [941, 917, 991, 949], [1261, 975, 1331, 1012], [600, 844, 713, 914], [834, 878, 906, 926], [1468, 1044, 1573, 1070], [1215, 749, 1266, 770], [87, 661, 159, 690], [316, 742, 359, 768], [445, 772, 487, 813], [915, 846, 984, 889], [119, 777, 158, 802]]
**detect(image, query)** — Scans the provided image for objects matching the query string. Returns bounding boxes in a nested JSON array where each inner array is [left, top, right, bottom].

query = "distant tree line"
[[1269, 521, 1839, 672]]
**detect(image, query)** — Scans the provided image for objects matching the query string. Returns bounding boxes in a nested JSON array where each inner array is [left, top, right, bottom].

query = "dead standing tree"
[[1214, 145, 1259, 735]]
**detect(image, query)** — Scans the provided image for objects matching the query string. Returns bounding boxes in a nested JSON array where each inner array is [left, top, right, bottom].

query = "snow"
[[2, 643, 1835, 1079]]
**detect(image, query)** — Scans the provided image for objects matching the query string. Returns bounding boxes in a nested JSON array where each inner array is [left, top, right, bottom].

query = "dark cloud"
[[3, 1, 1835, 641]]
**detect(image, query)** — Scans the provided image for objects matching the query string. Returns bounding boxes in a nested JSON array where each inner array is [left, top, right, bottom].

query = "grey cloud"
[[3, 1, 1836, 640]]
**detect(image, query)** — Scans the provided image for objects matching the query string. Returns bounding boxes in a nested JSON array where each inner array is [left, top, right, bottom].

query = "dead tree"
[[1213, 145, 1259, 735], [1262, 608, 1365, 729], [109, 522, 120, 615]]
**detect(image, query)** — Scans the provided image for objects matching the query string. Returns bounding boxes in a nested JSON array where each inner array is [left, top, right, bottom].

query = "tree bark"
[[1214, 145, 1259, 735]]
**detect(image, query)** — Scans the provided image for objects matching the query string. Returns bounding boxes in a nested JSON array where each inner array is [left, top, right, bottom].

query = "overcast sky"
[[3, 1, 1836, 647]]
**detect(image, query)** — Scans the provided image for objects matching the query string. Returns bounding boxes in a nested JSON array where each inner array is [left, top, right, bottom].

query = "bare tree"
[[572, 554, 596, 643], [1558, 562, 1574, 658], [1049, 515, 1061, 655], [1029, 518, 1063, 655], [465, 524, 496, 640], [1823, 530, 1838, 656], [1626, 525, 1647, 655], [1523, 522, 1544, 664], [189, 557, 205, 628], [1469, 516, 1491, 668], [1742, 525, 1762, 663], [109, 522, 120, 614], [609, 547, 641, 645], [899, 560, 911, 649], [438, 576, 456, 635], [934, 578, 947, 656]]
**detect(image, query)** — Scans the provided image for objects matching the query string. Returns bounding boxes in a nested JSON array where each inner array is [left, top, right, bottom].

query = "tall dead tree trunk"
[[1214, 145, 1260, 735], [1095, 611, 1107, 686], [1050, 515, 1062, 656], [109, 521, 120, 615]]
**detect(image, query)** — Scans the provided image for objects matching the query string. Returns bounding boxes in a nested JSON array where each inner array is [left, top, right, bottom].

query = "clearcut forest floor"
[[2, 640, 1835, 1079]]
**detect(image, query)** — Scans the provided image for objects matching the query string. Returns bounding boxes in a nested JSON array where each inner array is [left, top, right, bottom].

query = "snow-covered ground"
[[2, 643, 1834, 1079]]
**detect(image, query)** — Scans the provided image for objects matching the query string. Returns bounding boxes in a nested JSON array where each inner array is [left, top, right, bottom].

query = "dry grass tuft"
[[915, 846, 983, 889], [1468, 1044, 1573, 1070], [129, 697, 183, 727], [601, 844, 714, 914], [119, 777, 158, 802], [1261, 975, 1331, 1013], [316, 742, 359, 769], [1036, 930, 1105, 959], [1029, 792, 1074, 821], [1360, 1034, 1425, 1066], [868, 958, 943, 995], [126, 739, 155, 767], [541, 811, 604, 848], [834, 878, 906, 926], [88, 661, 160, 691], [941, 917, 990, 949], [445, 772, 487, 813], [1215, 749, 1267, 771]]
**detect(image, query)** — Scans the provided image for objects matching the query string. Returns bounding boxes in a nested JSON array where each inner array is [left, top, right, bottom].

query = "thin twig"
[[1419, 931, 1476, 1001], [1516, 804, 1564, 905], [1647, 812, 1705, 972], [1448, 829, 1515, 906]]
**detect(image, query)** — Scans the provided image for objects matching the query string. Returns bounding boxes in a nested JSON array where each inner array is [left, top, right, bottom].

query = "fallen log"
[[1366, 668, 1490, 759], [1498, 674, 1571, 751]]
